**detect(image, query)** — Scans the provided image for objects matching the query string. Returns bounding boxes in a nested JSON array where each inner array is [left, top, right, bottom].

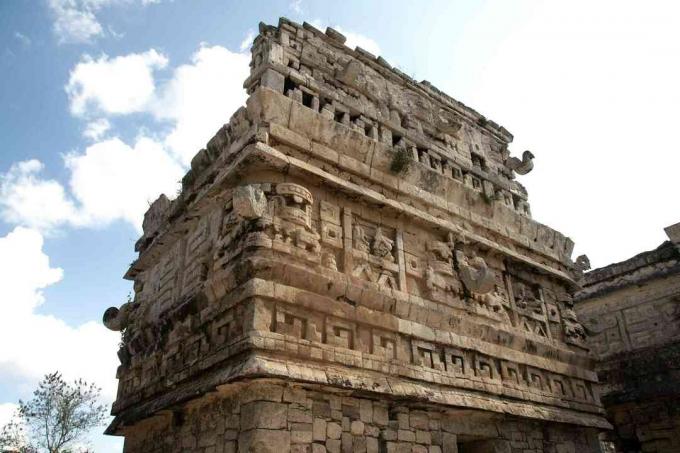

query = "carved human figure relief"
[[371, 227, 394, 261], [353, 224, 371, 253], [322, 251, 338, 271]]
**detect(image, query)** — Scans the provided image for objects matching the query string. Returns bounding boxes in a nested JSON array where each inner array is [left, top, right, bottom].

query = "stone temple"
[[103, 18, 610, 453], [576, 222, 680, 452]]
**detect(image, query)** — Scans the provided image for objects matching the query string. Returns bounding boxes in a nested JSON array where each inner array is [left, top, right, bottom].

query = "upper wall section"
[[236, 18, 577, 269], [575, 224, 680, 359], [245, 18, 522, 194]]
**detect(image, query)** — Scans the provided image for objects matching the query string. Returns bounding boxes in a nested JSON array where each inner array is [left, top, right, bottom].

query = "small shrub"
[[390, 148, 411, 174]]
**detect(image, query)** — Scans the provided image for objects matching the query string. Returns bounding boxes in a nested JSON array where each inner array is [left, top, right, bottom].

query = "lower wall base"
[[118, 379, 602, 453], [603, 398, 680, 453]]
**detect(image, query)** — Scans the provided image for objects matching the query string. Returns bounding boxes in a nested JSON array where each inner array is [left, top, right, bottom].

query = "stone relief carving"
[[561, 304, 586, 343], [424, 239, 457, 298], [455, 249, 495, 295], [505, 150, 535, 176], [351, 219, 399, 290], [322, 251, 338, 271], [353, 224, 371, 253], [573, 254, 591, 280], [103, 303, 131, 332], [371, 227, 394, 262]]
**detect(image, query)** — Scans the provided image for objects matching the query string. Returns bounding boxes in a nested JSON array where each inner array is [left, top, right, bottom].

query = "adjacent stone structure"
[[576, 223, 680, 453], [103, 18, 610, 452]]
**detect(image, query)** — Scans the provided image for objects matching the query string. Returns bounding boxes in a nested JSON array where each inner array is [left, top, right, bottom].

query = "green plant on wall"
[[390, 148, 411, 174]]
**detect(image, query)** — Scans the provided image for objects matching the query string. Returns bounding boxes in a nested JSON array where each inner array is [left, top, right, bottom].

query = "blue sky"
[[1, 1, 679, 451]]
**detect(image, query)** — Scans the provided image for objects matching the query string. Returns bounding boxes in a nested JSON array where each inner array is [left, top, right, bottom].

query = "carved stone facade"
[[104, 18, 609, 452], [576, 223, 680, 453]]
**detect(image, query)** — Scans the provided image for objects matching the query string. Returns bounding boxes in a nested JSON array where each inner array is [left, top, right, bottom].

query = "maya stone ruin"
[[102, 18, 612, 453], [576, 222, 680, 453]]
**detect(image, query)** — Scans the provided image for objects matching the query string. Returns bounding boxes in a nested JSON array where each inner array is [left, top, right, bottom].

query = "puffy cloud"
[[47, 0, 160, 44], [0, 160, 80, 232], [1, 137, 183, 233], [65, 136, 184, 231], [0, 227, 63, 317], [83, 118, 111, 141], [66, 49, 168, 116], [65, 44, 250, 165], [49, 0, 104, 44], [3, 43, 248, 235], [308, 20, 381, 56], [0, 227, 120, 400], [151, 45, 250, 164]]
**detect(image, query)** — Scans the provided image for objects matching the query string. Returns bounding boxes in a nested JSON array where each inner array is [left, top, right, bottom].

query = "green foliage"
[[390, 148, 411, 174], [0, 372, 106, 453]]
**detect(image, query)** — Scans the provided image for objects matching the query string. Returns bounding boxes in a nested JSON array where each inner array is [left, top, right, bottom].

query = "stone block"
[[313, 418, 327, 441], [241, 401, 288, 430], [239, 429, 291, 453], [328, 421, 343, 439]]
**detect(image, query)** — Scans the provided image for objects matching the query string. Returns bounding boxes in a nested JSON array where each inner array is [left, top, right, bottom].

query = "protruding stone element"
[[665, 221, 680, 244], [141, 194, 170, 237], [233, 184, 268, 219], [337, 59, 362, 86], [103, 303, 131, 331], [436, 108, 462, 135], [574, 254, 591, 273], [505, 150, 535, 175], [325, 27, 346, 44], [456, 250, 495, 294]]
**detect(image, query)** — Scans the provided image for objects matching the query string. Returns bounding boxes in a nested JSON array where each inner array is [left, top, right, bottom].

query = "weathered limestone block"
[[233, 184, 268, 219]]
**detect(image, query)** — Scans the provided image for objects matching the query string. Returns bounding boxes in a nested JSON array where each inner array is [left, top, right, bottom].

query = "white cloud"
[[83, 118, 111, 140], [49, 0, 103, 44], [151, 45, 250, 164], [65, 136, 184, 231], [47, 0, 161, 44], [309, 20, 381, 56], [0, 228, 63, 317], [0, 227, 121, 453], [336, 26, 381, 56], [3, 43, 247, 235], [66, 49, 168, 116], [0, 160, 80, 232], [0, 137, 182, 233], [0, 227, 120, 398], [65, 44, 250, 165]]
